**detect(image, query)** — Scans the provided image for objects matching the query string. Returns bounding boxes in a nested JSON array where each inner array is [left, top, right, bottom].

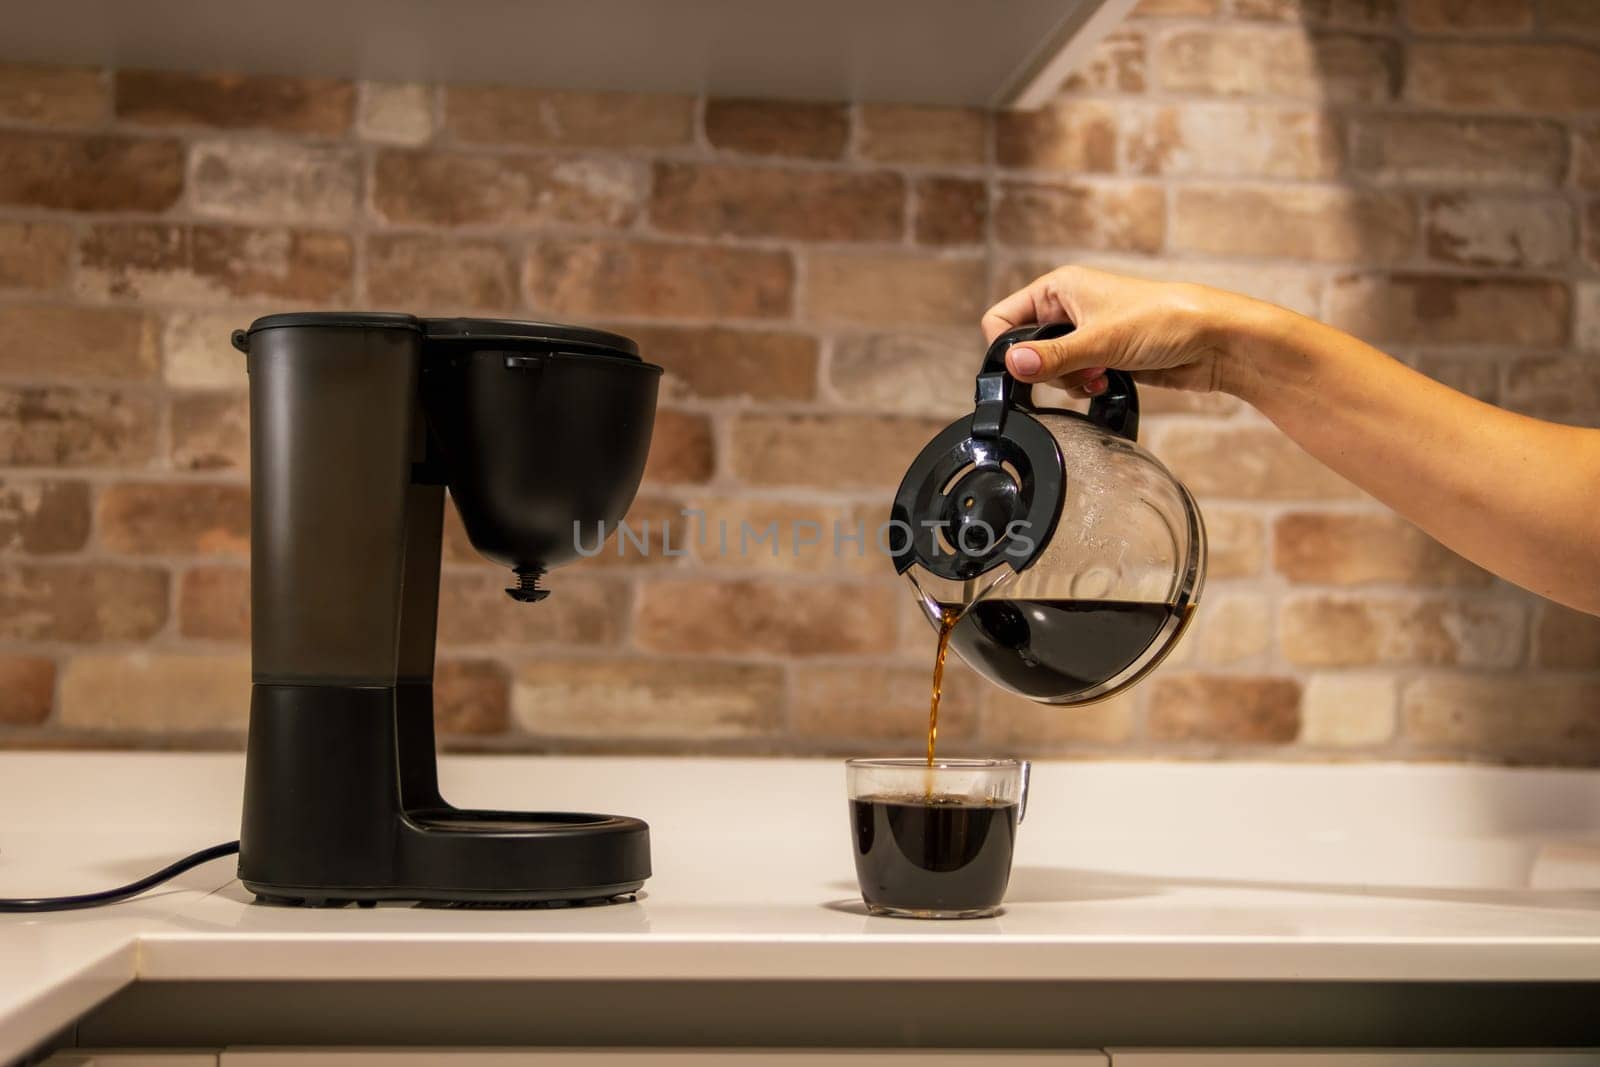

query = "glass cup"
[[845, 757, 1030, 919]]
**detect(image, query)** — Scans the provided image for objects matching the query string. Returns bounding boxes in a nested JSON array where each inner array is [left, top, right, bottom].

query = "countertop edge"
[[1, 938, 136, 1062], [133, 932, 1600, 984]]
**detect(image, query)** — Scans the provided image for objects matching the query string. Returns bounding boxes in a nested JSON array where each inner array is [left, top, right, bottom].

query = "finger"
[[1056, 366, 1106, 388], [1059, 375, 1109, 400], [1004, 330, 1102, 383], [981, 271, 1074, 343]]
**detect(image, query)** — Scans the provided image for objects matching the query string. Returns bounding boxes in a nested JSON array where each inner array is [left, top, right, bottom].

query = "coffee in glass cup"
[[845, 757, 1029, 919]]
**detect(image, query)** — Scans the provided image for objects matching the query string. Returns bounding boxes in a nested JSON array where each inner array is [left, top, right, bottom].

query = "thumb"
[[1003, 330, 1101, 383]]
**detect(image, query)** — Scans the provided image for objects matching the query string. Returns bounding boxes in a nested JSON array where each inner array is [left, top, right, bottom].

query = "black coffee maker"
[[231, 313, 659, 906]]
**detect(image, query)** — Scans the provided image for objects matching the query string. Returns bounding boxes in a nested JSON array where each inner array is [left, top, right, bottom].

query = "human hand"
[[981, 265, 1269, 399]]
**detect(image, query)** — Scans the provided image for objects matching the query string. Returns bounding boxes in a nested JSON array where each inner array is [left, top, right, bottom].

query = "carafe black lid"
[[423, 317, 640, 359]]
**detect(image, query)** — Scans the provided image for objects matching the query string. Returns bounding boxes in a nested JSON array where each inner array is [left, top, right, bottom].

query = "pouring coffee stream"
[[897, 322, 1208, 764]]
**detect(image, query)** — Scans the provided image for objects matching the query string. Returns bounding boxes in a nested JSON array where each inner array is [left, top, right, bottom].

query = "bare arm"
[[983, 266, 1600, 616]]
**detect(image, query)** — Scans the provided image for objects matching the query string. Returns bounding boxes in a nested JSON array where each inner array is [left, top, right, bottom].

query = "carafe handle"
[[975, 323, 1140, 443]]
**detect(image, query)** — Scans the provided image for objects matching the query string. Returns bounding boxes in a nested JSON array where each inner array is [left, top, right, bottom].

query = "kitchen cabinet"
[[1108, 1054, 1600, 1065], [0, 0, 1135, 109], [46, 1054, 1110, 1065], [41, 1050, 1600, 1065]]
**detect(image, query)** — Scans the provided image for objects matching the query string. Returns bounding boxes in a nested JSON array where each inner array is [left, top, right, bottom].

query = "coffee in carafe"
[[892, 323, 1205, 709]]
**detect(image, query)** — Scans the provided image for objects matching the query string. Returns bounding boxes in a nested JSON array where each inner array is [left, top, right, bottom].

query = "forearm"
[[1223, 299, 1600, 614]]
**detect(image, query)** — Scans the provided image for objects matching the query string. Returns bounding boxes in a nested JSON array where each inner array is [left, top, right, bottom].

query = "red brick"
[[0, 387, 158, 468], [624, 325, 817, 402], [179, 566, 249, 643], [1148, 675, 1302, 743], [0, 563, 167, 641], [1134, 0, 1219, 13], [1534, 603, 1600, 668], [1542, 0, 1600, 36], [1192, 593, 1273, 664], [1157, 29, 1399, 103], [1403, 677, 1600, 764], [1412, 354, 1500, 403], [1424, 193, 1572, 269], [0, 479, 90, 554], [1129, 105, 1343, 180], [366, 234, 516, 312], [97, 483, 249, 557], [161, 312, 247, 389], [1406, 0, 1534, 31], [998, 254, 1322, 321], [358, 81, 434, 145], [1579, 128, 1600, 190], [115, 69, 353, 134], [634, 578, 897, 656], [0, 63, 105, 125], [731, 413, 950, 488], [190, 141, 359, 225], [1173, 185, 1414, 263], [525, 238, 793, 320], [435, 660, 510, 736], [1062, 28, 1148, 92], [994, 182, 1164, 253], [981, 687, 1135, 746], [1351, 116, 1565, 187], [566, 495, 692, 571], [1208, 509, 1267, 578], [0, 131, 183, 212], [78, 223, 352, 304], [373, 149, 643, 227], [804, 251, 987, 327], [445, 86, 693, 148], [704, 98, 848, 159], [1587, 199, 1600, 271], [996, 101, 1118, 174], [1157, 425, 1363, 500], [0, 655, 54, 726], [1578, 281, 1600, 352], [677, 497, 878, 578], [0, 306, 159, 381], [1407, 43, 1600, 112], [171, 392, 248, 472], [649, 162, 903, 242], [642, 410, 715, 486], [514, 659, 781, 740], [1275, 512, 1492, 585], [856, 105, 988, 166], [1301, 674, 1397, 747], [436, 572, 627, 647], [1325, 274, 1569, 346], [1232, 0, 1400, 26], [914, 178, 987, 246], [0, 221, 72, 292], [58, 653, 248, 732], [828, 332, 977, 416], [178, 566, 249, 642], [1502, 356, 1600, 425], [792, 663, 981, 743], [1281, 594, 1525, 666]]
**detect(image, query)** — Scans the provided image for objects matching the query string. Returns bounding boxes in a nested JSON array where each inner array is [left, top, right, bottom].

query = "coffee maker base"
[[241, 814, 650, 909], [238, 684, 652, 908], [245, 881, 645, 909]]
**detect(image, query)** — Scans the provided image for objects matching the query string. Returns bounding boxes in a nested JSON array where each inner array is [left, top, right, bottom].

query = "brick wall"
[[1, 0, 1597, 763]]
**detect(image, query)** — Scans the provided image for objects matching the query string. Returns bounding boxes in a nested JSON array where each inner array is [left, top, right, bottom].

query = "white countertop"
[[3, 753, 1600, 1059]]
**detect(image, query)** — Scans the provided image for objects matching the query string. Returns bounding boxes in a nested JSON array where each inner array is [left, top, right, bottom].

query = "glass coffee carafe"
[[890, 323, 1205, 706]]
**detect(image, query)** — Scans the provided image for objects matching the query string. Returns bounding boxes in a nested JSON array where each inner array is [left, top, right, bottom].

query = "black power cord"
[[0, 840, 239, 913]]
